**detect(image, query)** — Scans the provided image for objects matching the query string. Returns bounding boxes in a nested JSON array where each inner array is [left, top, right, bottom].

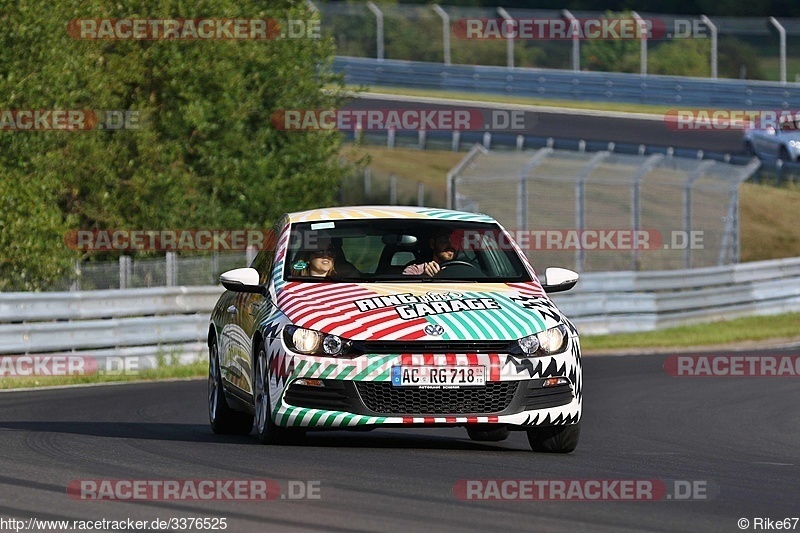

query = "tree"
[[0, 0, 349, 290]]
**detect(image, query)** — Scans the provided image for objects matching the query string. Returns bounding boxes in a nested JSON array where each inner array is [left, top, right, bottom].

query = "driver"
[[402, 228, 459, 277]]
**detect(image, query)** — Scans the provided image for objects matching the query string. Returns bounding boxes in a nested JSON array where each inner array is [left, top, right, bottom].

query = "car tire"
[[254, 343, 305, 445], [526, 422, 580, 453], [466, 425, 510, 442], [208, 341, 254, 435]]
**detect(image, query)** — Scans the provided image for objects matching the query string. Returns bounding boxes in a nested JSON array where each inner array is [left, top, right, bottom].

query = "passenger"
[[291, 245, 337, 278]]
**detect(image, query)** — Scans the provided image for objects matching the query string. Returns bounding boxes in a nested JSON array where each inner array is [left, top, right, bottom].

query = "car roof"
[[285, 206, 496, 224]]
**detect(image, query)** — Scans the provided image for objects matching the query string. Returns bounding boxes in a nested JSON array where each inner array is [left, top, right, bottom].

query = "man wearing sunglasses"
[[402, 228, 459, 277]]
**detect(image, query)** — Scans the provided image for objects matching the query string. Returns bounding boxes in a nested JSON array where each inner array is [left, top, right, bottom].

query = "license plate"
[[391, 366, 486, 387]]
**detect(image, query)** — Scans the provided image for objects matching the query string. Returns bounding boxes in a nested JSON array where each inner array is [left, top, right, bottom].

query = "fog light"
[[295, 378, 324, 387], [543, 377, 569, 388]]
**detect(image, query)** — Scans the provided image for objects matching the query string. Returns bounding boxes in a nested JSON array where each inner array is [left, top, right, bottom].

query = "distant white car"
[[743, 115, 800, 162]]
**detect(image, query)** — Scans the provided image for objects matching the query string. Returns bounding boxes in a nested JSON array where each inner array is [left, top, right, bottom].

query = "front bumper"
[[270, 348, 582, 429]]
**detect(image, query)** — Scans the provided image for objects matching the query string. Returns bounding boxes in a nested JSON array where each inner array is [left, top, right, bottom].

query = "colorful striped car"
[[208, 206, 582, 452]]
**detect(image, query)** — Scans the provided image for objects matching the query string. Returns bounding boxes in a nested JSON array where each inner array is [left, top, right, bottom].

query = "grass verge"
[[581, 312, 800, 352], [343, 85, 675, 115], [0, 359, 207, 391]]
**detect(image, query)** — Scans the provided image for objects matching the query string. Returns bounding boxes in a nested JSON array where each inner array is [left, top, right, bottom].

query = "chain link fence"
[[449, 146, 760, 272], [317, 2, 800, 82]]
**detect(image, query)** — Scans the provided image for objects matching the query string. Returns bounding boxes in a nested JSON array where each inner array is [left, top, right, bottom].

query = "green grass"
[[0, 359, 207, 391], [581, 312, 800, 352], [342, 85, 675, 115]]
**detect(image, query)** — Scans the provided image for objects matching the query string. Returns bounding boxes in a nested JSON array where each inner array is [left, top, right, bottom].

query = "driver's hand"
[[423, 261, 441, 277]]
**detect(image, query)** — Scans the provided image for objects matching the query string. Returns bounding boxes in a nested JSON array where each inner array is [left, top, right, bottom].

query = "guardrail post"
[[418, 129, 427, 149], [387, 126, 396, 148], [482, 132, 491, 149], [562, 10, 580, 72], [497, 7, 514, 68], [700, 16, 718, 79], [71, 260, 81, 291], [451, 131, 460, 152], [432, 5, 451, 65], [366, 2, 384, 61], [119, 255, 131, 289], [769, 17, 787, 84]]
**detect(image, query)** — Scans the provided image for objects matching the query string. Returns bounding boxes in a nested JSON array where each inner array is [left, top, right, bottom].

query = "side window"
[[250, 250, 275, 285], [250, 224, 279, 284]]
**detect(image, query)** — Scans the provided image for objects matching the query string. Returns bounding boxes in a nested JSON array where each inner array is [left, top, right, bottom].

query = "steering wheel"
[[437, 260, 478, 270]]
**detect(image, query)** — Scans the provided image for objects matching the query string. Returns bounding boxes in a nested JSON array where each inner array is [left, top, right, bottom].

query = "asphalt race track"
[[344, 94, 744, 154], [1, 348, 798, 533]]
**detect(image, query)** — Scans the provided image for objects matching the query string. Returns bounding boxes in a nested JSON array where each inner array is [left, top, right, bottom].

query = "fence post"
[[417, 182, 425, 206], [451, 131, 460, 152], [367, 2, 384, 61], [769, 17, 787, 84], [389, 174, 397, 205], [562, 10, 580, 72], [418, 129, 427, 149], [119, 255, 131, 289], [630, 154, 663, 271], [387, 126, 396, 148], [364, 167, 372, 199], [632, 11, 647, 75], [432, 4, 451, 65], [166, 252, 177, 287], [497, 7, 514, 68], [700, 16, 718, 79]]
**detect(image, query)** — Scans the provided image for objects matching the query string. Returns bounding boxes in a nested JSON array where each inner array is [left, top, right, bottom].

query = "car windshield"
[[284, 219, 532, 283]]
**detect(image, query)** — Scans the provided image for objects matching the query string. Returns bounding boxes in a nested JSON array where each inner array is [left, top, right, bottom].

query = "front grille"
[[353, 340, 516, 354], [355, 381, 518, 415]]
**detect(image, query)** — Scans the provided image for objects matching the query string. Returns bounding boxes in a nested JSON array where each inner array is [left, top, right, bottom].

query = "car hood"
[[274, 281, 566, 342]]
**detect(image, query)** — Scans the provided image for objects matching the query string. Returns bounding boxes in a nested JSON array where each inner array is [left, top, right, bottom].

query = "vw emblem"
[[424, 324, 445, 336]]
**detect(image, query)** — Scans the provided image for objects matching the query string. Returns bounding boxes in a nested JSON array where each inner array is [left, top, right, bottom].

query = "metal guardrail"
[[1, 257, 799, 373], [333, 56, 800, 108], [551, 256, 800, 334]]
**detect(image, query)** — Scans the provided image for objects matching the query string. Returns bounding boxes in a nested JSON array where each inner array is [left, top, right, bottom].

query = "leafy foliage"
[[0, 0, 348, 290]]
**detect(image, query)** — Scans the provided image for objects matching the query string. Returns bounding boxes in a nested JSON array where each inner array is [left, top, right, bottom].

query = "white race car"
[[208, 206, 582, 452]]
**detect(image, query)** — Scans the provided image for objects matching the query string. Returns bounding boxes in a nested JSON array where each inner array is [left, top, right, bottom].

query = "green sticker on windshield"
[[292, 260, 308, 270]]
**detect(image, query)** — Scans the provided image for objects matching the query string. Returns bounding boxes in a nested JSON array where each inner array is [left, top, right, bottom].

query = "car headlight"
[[283, 325, 350, 356], [517, 324, 569, 356]]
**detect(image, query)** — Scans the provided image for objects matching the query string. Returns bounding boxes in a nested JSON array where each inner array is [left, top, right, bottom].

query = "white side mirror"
[[220, 267, 262, 293], [541, 267, 579, 293]]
